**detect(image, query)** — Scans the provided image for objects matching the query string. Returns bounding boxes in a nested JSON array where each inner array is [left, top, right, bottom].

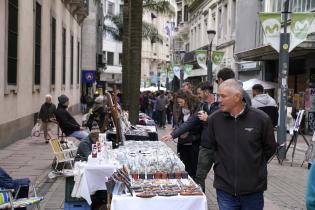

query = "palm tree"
[[104, 15, 164, 44], [127, 0, 144, 124], [123, 0, 174, 124]]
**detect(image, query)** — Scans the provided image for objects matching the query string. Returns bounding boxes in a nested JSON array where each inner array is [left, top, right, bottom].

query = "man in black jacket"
[[162, 82, 219, 187], [209, 79, 276, 210], [38, 94, 56, 143], [55, 95, 88, 141]]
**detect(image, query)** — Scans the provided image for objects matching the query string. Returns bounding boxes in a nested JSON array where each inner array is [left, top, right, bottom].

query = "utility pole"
[[277, 0, 290, 160]]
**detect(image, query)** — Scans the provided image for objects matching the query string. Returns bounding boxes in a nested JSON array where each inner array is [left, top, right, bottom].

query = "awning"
[[235, 41, 315, 61], [102, 65, 122, 74]]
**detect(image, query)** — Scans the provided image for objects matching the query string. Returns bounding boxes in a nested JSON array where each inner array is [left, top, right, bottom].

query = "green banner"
[[211, 51, 224, 65], [194, 50, 207, 70], [258, 13, 281, 52], [168, 71, 174, 81], [290, 13, 314, 52], [172, 64, 181, 79], [184, 64, 193, 75]]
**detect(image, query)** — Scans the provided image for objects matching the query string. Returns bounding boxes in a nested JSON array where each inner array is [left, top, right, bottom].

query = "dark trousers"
[[177, 143, 199, 179], [216, 189, 264, 210], [166, 109, 172, 124], [195, 146, 215, 192], [157, 110, 166, 127]]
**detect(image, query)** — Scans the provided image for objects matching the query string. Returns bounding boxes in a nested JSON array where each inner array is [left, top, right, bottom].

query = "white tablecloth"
[[111, 194, 208, 210], [78, 163, 116, 204]]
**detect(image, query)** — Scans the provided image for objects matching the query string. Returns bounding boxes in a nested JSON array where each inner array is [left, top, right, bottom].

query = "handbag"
[[31, 122, 41, 137]]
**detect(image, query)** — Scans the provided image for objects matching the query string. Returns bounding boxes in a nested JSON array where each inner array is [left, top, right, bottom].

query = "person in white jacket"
[[251, 84, 277, 108]]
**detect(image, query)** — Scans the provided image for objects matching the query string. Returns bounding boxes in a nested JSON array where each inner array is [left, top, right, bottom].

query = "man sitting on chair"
[[55, 95, 89, 141], [75, 123, 100, 161], [0, 167, 30, 210]]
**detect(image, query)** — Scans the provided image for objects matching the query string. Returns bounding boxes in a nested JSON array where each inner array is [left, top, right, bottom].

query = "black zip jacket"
[[174, 110, 202, 145], [55, 104, 80, 136], [171, 102, 219, 148], [208, 105, 276, 196]]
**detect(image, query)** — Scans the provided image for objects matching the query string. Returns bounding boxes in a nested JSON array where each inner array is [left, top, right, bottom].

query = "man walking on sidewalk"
[[156, 91, 169, 128], [208, 79, 276, 210], [38, 94, 56, 143]]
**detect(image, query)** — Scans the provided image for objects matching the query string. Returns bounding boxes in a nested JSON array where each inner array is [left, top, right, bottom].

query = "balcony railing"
[[66, 0, 89, 24]]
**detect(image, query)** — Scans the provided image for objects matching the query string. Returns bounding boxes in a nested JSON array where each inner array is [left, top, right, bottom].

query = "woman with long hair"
[[172, 90, 201, 178]]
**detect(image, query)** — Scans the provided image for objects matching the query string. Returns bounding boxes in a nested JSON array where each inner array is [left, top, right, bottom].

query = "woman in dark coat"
[[173, 90, 201, 178]]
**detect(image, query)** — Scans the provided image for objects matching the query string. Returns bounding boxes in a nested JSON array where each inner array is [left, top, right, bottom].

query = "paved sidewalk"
[[0, 115, 83, 208]]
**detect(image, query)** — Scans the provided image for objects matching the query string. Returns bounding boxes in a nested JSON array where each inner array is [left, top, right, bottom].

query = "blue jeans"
[[216, 189, 264, 210], [70, 131, 89, 141]]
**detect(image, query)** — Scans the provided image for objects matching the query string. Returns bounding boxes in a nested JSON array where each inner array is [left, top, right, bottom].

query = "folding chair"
[[49, 139, 76, 171], [0, 184, 43, 210]]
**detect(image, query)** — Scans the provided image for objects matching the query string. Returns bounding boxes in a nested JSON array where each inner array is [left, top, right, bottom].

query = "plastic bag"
[[31, 122, 41, 137]]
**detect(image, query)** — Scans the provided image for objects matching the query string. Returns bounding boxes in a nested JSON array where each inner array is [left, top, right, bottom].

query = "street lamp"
[[207, 29, 216, 84], [179, 50, 186, 87]]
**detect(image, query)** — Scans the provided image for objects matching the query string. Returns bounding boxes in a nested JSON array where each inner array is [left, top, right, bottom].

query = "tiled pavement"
[[0, 120, 311, 210]]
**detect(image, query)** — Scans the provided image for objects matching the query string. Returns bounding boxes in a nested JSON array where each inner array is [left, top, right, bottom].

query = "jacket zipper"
[[234, 117, 238, 196]]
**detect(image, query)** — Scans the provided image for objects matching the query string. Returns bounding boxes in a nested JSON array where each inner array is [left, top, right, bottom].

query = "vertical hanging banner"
[[168, 71, 174, 81], [173, 64, 181, 79], [184, 64, 193, 80], [290, 13, 314, 52], [160, 73, 167, 86], [211, 51, 225, 72], [195, 50, 207, 70], [258, 13, 281, 52]]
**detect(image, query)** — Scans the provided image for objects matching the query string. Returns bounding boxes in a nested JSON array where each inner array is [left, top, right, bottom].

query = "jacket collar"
[[222, 103, 250, 119]]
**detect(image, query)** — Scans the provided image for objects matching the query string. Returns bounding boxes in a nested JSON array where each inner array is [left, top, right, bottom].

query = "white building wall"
[[0, 0, 83, 147]]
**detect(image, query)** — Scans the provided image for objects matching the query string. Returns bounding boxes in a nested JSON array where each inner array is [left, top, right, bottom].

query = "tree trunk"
[[122, 0, 130, 110], [128, 0, 143, 124]]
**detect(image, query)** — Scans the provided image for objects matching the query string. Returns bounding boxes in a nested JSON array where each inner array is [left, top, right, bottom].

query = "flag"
[[164, 21, 173, 37], [173, 64, 181, 79], [211, 51, 225, 72], [258, 13, 281, 52], [290, 13, 314, 52], [184, 64, 193, 79], [168, 71, 174, 81], [195, 50, 207, 70]]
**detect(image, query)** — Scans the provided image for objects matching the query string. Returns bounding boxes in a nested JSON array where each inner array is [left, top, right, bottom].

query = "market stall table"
[[73, 162, 116, 205], [111, 194, 208, 210]]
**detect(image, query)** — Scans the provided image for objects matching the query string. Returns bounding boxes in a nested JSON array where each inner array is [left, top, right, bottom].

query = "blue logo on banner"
[[82, 70, 96, 84]]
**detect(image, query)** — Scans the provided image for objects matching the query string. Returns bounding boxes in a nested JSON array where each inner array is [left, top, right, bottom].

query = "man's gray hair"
[[45, 94, 52, 99], [219, 79, 244, 97]]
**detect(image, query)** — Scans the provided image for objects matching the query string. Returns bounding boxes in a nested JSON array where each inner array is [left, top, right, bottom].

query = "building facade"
[[141, 9, 174, 88], [0, 0, 88, 147], [172, 0, 237, 87], [81, 0, 104, 95], [101, 0, 175, 90], [101, 0, 123, 91], [235, 0, 315, 133]]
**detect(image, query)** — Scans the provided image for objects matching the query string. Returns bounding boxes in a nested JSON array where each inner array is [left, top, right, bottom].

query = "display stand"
[[303, 131, 315, 168], [280, 110, 310, 166]]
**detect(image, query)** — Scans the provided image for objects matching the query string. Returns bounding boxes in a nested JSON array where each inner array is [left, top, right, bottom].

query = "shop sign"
[[82, 70, 96, 84], [305, 88, 315, 111]]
